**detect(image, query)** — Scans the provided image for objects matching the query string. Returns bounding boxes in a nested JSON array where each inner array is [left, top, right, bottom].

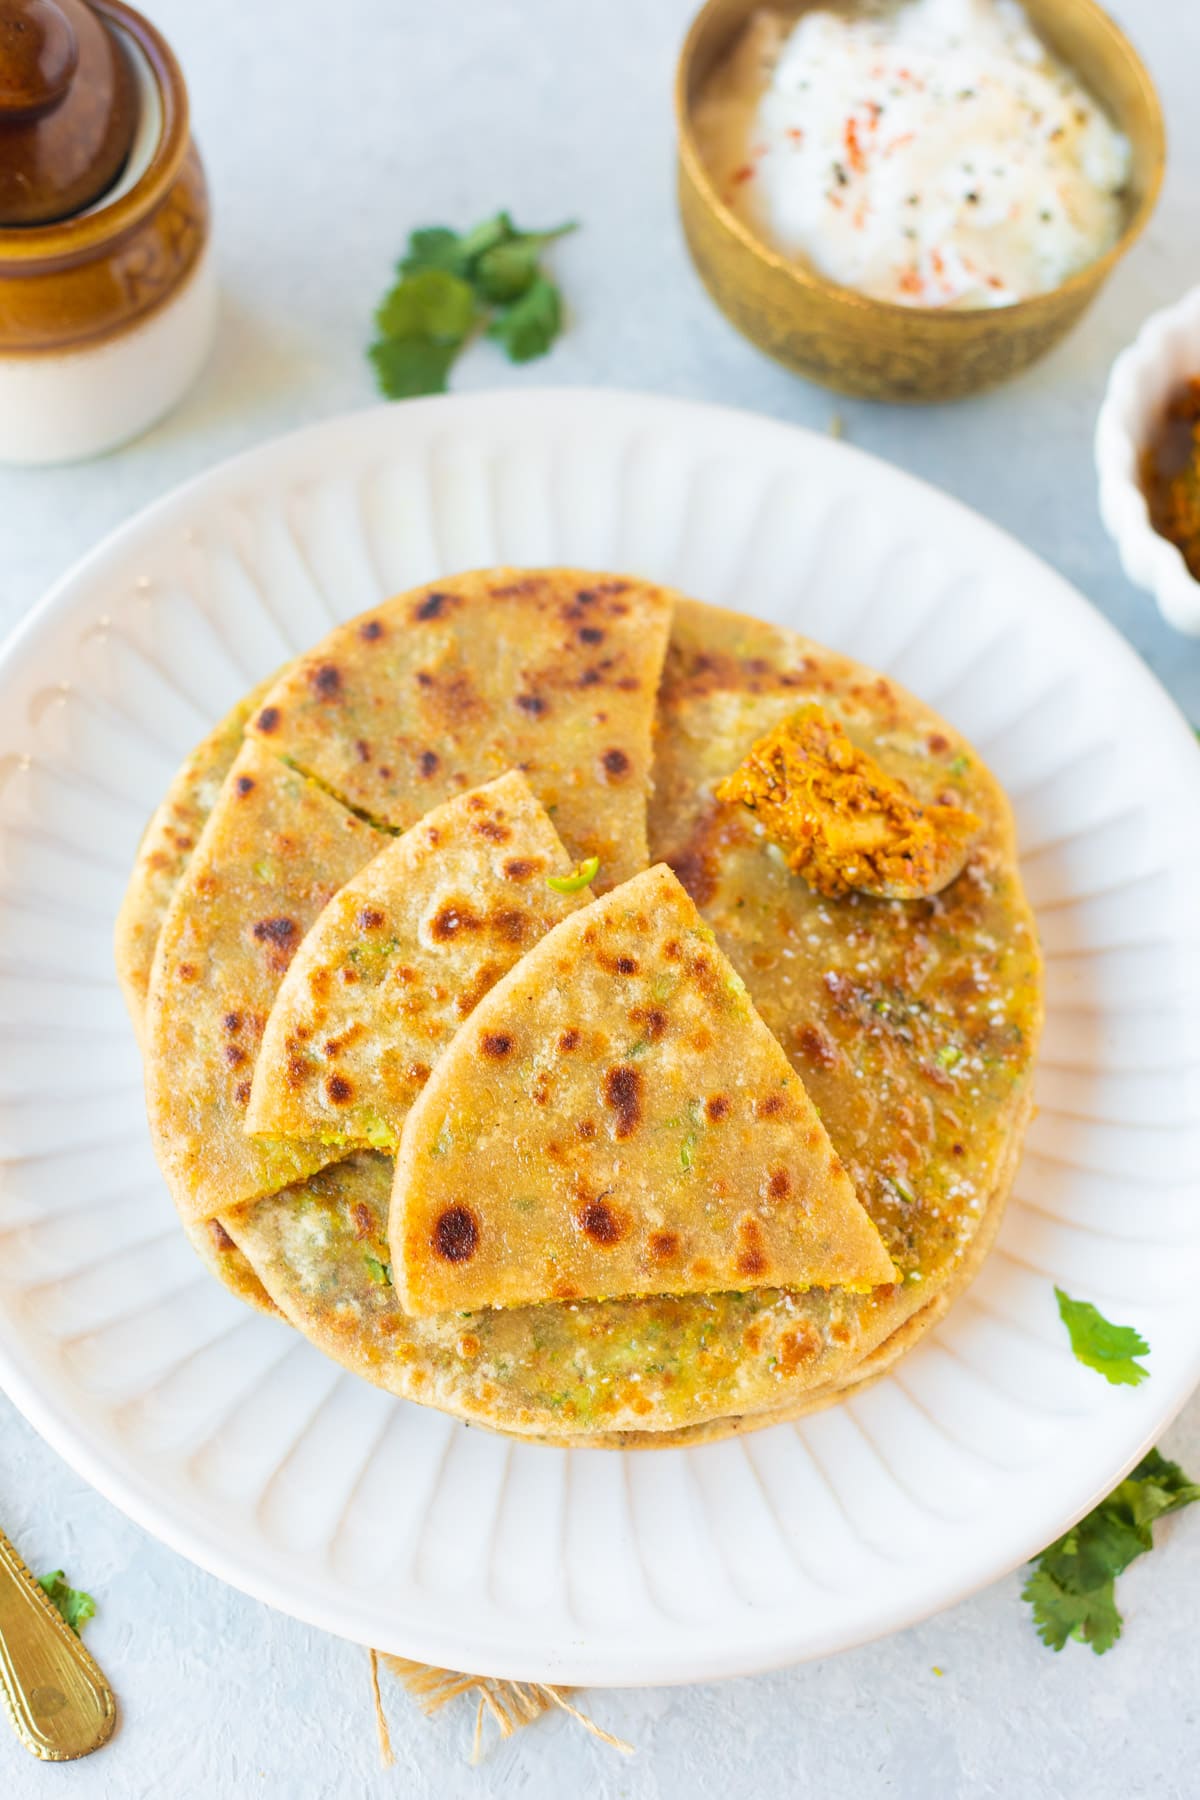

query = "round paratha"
[[124, 581, 1042, 1444], [224, 1107, 1028, 1446]]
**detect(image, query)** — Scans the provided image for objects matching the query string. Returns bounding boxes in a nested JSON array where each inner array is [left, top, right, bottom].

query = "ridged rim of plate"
[[1, 388, 1199, 1686]]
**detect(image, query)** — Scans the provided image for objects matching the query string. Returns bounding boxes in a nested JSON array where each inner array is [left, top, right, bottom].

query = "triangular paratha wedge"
[[648, 597, 1042, 1290], [116, 682, 294, 1318], [244, 568, 675, 890], [246, 772, 588, 1150], [115, 677, 277, 1043], [145, 739, 385, 1224], [390, 864, 895, 1315]]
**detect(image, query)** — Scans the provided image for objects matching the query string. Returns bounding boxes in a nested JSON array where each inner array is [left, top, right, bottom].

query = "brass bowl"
[[676, 0, 1166, 403]]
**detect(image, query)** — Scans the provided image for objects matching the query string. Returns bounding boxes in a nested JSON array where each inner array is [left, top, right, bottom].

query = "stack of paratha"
[[116, 568, 1041, 1447]]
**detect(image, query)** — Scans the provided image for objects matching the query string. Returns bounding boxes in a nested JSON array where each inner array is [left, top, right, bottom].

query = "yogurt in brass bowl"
[[676, 0, 1165, 402]]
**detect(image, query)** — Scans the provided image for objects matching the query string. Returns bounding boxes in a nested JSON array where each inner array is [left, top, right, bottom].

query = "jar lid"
[[0, 0, 137, 226]]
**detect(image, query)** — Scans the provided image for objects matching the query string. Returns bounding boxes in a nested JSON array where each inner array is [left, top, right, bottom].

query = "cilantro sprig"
[[1023, 1449, 1200, 1653], [37, 1570, 97, 1634], [1055, 1287, 1150, 1386], [369, 212, 577, 399]]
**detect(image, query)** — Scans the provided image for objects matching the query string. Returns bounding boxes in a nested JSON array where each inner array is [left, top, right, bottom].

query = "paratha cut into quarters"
[[243, 568, 676, 890], [390, 863, 895, 1317], [144, 739, 385, 1226], [114, 677, 276, 1041], [648, 597, 1043, 1349], [246, 772, 588, 1150], [123, 580, 1043, 1446]]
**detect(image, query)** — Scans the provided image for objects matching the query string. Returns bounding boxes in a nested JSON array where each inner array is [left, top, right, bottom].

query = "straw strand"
[[367, 1649, 395, 1768], [370, 1652, 634, 1763]]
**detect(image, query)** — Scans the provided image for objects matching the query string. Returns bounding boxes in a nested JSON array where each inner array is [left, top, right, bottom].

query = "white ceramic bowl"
[[1096, 283, 1200, 634]]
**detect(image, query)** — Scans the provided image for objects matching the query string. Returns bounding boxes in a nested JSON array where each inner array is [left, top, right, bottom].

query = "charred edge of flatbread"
[[222, 1087, 1029, 1448], [118, 681, 290, 1320], [551, 1084, 1033, 1448], [115, 676, 285, 1040], [181, 1214, 283, 1320]]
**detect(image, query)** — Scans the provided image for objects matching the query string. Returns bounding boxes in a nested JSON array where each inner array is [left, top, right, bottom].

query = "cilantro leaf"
[[399, 226, 467, 278], [367, 337, 458, 400], [1022, 1565, 1123, 1654], [38, 1570, 96, 1634], [455, 211, 517, 267], [374, 268, 477, 346], [1055, 1287, 1150, 1385], [369, 212, 575, 399], [475, 222, 577, 303], [487, 276, 563, 363], [1116, 1446, 1200, 1523], [1022, 1448, 1200, 1655], [475, 240, 541, 304], [364, 1253, 393, 1286]]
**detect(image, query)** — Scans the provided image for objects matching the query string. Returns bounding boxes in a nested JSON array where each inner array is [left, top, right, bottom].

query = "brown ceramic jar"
[[0, 0, 215, 462]]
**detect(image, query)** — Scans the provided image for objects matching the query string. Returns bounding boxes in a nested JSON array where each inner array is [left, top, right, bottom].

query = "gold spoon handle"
[[0, 1529, 115, 1760]]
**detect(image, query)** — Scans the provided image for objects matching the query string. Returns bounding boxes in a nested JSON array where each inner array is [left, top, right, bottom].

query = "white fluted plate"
[[1, 390, 1199, 1686]]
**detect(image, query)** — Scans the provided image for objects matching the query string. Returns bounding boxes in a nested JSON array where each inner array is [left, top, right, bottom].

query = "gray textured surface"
[[2, 0, 1200, 1793]]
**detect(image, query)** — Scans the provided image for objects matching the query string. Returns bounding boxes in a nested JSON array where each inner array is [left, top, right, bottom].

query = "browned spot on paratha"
[[391, 865, 894, 1316], [242, 567, 676, 891], [246, 774, 586, 1151]]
